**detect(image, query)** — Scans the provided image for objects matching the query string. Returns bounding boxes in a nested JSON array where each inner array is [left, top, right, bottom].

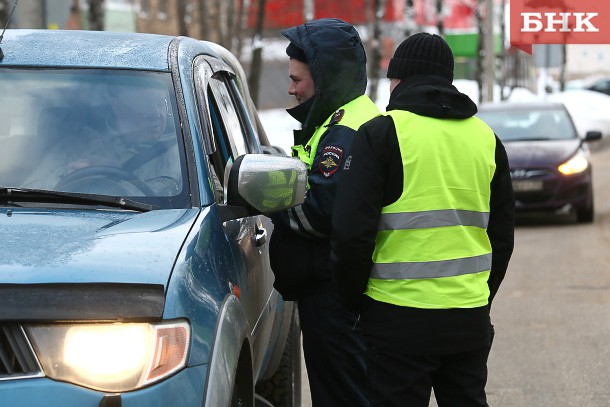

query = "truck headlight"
[[26, 320, 190, 392]]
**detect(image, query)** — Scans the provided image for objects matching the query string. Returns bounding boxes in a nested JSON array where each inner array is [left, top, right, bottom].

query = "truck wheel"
[[255, 308, 301, 407]]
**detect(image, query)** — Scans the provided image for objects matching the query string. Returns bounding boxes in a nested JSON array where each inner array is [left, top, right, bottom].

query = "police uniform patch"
[[319, 145, 344, 178], [326, 109, 345, 127]]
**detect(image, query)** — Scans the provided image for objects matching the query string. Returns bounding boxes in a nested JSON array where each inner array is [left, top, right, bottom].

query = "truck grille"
[[0, 325, 41, 379]]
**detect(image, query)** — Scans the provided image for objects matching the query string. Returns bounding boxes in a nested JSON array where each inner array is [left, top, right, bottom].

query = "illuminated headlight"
[[558, 150, 589, 175], [26, 320, 190, 392]]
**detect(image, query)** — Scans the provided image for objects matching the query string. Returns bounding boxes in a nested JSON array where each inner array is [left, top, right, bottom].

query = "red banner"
[[510, 0, 610, 54]]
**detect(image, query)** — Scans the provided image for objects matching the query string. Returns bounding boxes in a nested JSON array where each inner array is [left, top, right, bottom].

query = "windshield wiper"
[[0, 187, 157, 212]]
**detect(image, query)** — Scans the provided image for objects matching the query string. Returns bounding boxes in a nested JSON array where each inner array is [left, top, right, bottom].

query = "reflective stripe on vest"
[[371, 253, 492, 279], [291, 95, 380, 169], [366, 110, 496, 309], [377, 209, 490, 231]]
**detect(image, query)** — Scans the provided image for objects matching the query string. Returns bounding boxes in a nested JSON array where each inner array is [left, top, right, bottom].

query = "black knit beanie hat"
[[286, 42, 307, 63], [386, 32, 454, 82]]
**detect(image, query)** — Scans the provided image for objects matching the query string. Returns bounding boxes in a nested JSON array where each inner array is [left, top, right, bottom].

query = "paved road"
[[484, 141, 610, 406], [300, 140, 610, 406]]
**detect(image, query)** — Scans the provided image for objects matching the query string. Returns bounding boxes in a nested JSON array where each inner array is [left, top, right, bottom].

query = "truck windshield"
[[0, 69, 190, 209]]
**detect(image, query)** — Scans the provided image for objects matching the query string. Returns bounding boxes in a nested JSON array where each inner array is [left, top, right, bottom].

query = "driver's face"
[[112, 88, 168, 143]]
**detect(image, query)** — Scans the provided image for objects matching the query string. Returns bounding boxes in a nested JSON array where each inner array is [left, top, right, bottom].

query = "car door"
[[193, 56, 275, 365]]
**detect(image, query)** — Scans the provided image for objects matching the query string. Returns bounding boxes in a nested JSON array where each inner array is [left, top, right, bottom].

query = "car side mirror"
[[584, 130, 602, 142], [219, 154, 307, 222]]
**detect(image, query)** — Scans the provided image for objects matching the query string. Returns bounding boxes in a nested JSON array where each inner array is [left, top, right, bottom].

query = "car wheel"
[[577, 202, 594, 223], [577, 187, 594, 223], [255, 307, 302, 407]]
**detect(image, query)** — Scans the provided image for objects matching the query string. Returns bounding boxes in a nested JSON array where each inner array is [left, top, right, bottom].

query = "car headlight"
[[26, 320, 190, 392], [558, 150, 589, 175]]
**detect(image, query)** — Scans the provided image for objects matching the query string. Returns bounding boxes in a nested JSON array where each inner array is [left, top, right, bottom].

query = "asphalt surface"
[[482, 140, 610, 406], [300, 139, 610, 406]]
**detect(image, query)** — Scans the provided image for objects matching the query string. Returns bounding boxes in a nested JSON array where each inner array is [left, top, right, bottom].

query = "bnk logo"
[[510, 0, 610, 53]]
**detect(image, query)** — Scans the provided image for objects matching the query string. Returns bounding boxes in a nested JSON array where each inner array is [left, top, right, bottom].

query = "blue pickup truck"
[[0, 29, 305, 406]]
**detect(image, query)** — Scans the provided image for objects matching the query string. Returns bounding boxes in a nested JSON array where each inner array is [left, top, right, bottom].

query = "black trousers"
[[365, 340, 492, 407], [298, 290, 368, 407]]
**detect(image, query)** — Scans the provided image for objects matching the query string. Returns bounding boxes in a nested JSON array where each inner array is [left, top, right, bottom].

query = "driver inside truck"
[[24, 82, 182, 197]]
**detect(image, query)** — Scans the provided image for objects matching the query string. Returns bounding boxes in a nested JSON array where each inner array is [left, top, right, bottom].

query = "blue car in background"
[[0, 29, 305, 406]]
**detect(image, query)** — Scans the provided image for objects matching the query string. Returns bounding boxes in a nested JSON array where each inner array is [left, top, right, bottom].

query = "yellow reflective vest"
[[366, 110, 497, 309], [291, 95, 379, 169]]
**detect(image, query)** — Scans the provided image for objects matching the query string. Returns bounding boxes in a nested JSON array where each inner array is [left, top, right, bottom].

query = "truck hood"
[[0, 207, 202, 321], [0, 208, 200, 286]]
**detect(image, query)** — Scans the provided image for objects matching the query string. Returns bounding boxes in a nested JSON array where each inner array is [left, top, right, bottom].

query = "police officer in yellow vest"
[[269, 18, 380, 406], [331, 33, 514, 406]]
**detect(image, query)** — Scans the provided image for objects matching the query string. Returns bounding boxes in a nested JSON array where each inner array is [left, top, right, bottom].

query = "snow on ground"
[[547, 89, 610, 137], [259, 108, 300, 154]]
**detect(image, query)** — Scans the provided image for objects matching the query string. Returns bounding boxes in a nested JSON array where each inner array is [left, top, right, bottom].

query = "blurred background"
[[4, 4, 610, 406], [2, 1, 609, 104], [2, 0, 610, 148]]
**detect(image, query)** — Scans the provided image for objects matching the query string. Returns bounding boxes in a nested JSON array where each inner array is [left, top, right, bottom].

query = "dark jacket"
[[330, 76, 515, 354], [269, 18, 371, 300]]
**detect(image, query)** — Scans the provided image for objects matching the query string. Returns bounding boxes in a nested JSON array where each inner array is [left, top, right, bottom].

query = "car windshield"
[[477, 107, 578, 142], [0, 69, 190, 209]]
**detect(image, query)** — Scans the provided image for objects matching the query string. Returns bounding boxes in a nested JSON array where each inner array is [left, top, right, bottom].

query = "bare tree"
[[177, 0, 188, 36], [216, 0, 229, 48], [364, 0, 372, 29], [226, 0, 236, 48], [198, 0, 209, 39], [197, 0, 241, 51], [248, 0, 267, 107], [483, 0, 494, 102], [498, 0, 508, 100], [304, 0, 314, 22], [475, 0, 484, 104], [364, 0, 373, 59], [404, 0, 416, 38], [435, 0, 444, 36], [234, 0, 250, 59], [0, 0, 9, 27], [367, 0, 387, 103], [0, 0, 8, 63], [89, 0, 105, 31], [559, 43, 566, 92], [206, 0, 221, 43]]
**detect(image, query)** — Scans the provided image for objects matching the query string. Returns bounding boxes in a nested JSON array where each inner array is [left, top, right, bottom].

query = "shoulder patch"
[[319, 145, 344, 178], [326, 109, 345, 127]]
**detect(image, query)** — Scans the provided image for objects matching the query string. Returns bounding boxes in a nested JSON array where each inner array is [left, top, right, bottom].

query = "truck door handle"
[[255, 226, 268, 247]]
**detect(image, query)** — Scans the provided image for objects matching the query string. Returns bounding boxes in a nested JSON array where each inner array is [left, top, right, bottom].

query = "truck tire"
[[255, 308, 301, 407]]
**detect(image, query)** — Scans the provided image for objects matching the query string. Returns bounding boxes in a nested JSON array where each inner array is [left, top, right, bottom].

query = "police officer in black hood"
[[269, 18, 380, 406]]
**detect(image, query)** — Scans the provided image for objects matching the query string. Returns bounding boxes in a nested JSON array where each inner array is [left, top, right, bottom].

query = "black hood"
[[282, 18, 367, 142], [387, 75, 478, 119]]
